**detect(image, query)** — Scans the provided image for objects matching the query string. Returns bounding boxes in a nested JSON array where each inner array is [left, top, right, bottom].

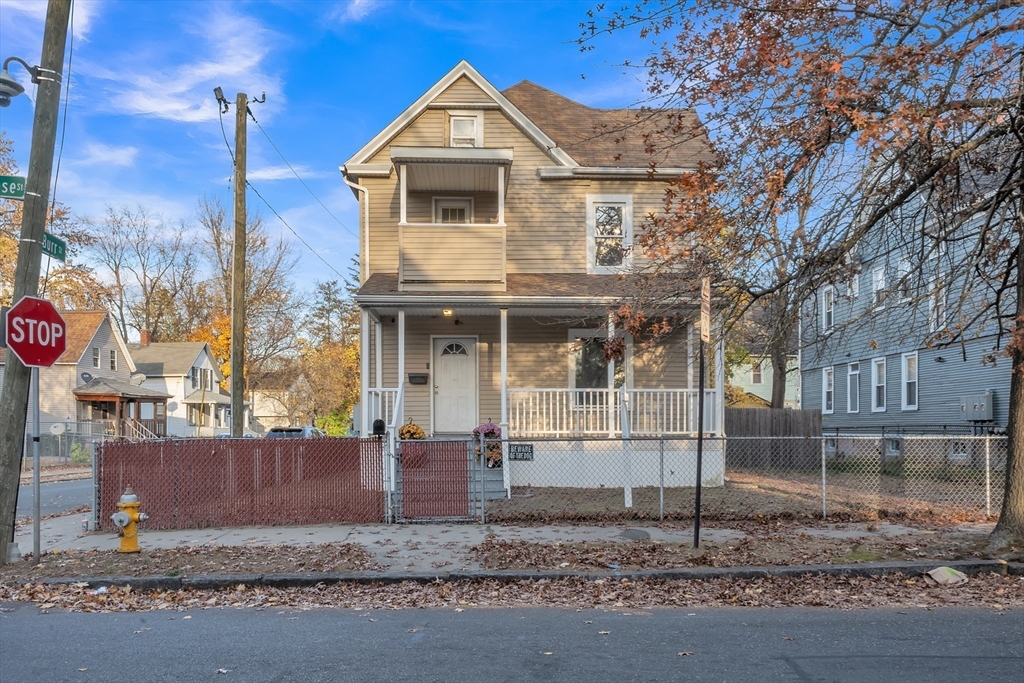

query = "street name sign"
[[4, 296, 66, 367], [0, 175, 26, 199], [43, 232, 66, 262]]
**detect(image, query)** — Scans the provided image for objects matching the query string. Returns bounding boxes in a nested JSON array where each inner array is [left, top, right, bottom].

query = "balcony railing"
[[399, 223, 504, 289], [367, 388, 399, 428]]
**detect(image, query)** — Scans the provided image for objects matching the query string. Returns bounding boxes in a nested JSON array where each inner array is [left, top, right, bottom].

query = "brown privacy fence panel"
[[724, 408, 822, 437], [99, 438, 385, 530], [399, 440, 471, 520]]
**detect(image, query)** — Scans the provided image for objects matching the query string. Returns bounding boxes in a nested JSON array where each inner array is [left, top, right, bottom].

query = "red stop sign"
[[5, 296, 67, 368]]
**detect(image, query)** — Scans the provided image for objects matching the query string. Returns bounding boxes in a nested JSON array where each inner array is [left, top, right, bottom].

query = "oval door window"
[[441, 342, 468, 356]]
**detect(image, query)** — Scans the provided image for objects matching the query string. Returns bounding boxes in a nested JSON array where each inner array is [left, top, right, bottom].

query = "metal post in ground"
[[821, 434, 827, 519], [985, 435, 991, 518], [91, 439, 99, 531], [659, 437, 665, 522], [32, 367, 40, 564], [694, 336, 705, 548], [479, 433, 486, 524]]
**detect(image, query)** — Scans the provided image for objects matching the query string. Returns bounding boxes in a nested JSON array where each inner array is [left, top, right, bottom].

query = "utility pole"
[[230, 93, 247, 437], [0, 0, 72, 565]]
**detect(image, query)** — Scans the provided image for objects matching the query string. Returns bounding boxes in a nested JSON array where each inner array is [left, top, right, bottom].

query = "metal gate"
[[397, 440, 473, 521]]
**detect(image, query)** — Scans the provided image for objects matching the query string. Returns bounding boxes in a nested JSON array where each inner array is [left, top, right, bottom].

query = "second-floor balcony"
[[393, 146, 511, 292]]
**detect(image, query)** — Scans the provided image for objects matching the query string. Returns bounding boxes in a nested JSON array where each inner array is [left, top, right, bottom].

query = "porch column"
[[497, 166, 505, 224], [399, 164, 407, 223], [374, 319, 383, 390], [500, 308, 510, 497], [397, 309, 406, 423], [360, 307, 369, 437], [607, 312, 615, 437]]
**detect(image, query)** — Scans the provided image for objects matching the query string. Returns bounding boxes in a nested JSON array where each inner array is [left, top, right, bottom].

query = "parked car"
[[265, 426, 327, 438], [215, 432, 259, 438]]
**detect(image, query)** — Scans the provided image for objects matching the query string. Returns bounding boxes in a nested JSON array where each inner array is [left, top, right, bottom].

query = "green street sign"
[[43, 232, 66, 262], [0, 175, 26, 199]]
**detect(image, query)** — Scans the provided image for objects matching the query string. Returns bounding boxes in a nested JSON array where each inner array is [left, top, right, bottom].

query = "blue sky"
[[0, 0, 652, 288]]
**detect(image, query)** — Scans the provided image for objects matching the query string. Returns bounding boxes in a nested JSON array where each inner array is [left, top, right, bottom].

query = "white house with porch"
[[343, 61, 725, 492]]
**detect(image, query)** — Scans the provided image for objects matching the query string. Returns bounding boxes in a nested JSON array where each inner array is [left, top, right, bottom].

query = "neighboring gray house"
[[800, 206, 1011, 435], [128, 338, 247, 437]]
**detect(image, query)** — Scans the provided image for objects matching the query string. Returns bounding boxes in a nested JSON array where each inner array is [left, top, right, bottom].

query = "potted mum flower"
[[398, 420, 426, 465], [473, 421, 502, 468]]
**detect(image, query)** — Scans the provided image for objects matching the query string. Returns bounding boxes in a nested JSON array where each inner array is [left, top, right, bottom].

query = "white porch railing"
[[367, 388, 399, 428], [508, 388, 718, 437]]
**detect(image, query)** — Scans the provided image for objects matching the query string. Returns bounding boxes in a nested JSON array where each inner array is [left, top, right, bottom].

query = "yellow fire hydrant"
[[110, 485, 149, 553]]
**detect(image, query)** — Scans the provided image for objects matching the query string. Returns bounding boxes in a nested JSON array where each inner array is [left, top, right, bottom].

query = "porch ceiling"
[[391, 147, 513, 193]]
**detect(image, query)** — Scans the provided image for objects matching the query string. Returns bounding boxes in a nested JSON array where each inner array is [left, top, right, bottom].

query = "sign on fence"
[[508, 443, 534, 461]]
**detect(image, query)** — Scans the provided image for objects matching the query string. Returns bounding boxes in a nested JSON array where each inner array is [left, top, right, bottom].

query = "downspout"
[[340, 166, 370, 284]]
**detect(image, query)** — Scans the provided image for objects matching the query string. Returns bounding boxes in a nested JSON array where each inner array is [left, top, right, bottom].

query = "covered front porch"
[[356, 289, 725, 441], [73, 378, 171, 439]]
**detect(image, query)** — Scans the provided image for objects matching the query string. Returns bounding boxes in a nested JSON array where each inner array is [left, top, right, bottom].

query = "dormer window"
[[448, 110, 483, 148]]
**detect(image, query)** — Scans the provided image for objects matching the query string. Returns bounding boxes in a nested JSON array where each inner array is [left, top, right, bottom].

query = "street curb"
[[8, 560, 1022, 591]]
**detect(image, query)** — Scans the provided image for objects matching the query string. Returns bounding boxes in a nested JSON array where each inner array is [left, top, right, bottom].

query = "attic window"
[[448, 110, 483, 148]]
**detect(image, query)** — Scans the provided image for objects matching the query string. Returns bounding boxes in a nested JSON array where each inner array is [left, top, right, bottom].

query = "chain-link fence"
[[484, 435, 1006, 524], [21, 422, 106, 471], [98, 438, 385, 530]]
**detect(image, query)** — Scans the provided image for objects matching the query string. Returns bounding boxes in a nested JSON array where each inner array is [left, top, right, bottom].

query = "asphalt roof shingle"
[[127, 342, 210, 378]]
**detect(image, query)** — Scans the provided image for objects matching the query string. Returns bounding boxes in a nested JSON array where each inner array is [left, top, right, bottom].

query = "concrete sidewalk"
[[11, 513, 996, 575]]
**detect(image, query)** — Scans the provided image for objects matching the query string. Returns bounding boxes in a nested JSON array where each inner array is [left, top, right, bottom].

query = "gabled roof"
[[502, 80, 715, 169], [0, 310, 135, 371], [128, 342, 220, 380], [343, 60, 578, 170]]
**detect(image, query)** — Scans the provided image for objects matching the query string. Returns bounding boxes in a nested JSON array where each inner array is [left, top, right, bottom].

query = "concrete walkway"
[[11, 513, 995, 575]]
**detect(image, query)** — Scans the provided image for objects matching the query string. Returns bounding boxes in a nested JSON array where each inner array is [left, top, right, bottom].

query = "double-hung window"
[[822, 286, 835, 331], [872, 357, 886, 412], [92, 347, 100, 368], [109, 350, 117, 371], [751, 362, 763, 385], [586, 195, 633, 274], [896, 258, 912, 300], [822, 367, 834, 414], [872, 266, 886, 307], [447, 110, 483, 148], [847, 362, 860, 413], [902, 352, 918, 411]]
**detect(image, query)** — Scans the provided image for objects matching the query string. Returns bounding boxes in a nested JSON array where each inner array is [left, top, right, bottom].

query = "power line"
[[245, 179, 347, 280], [249, 113, 358, 240]]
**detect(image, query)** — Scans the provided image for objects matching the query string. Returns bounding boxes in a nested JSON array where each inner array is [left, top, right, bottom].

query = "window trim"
[[929, 278, 947, 332], [109, 349, 117, 372], [871, 357, 886, 412], [446, 110, 484, 148], [92, 347, 100, 369], [822, 285, 835, 332], [585, 194, 633, 275], [896, 258, 912, 301], [901, 351, 919, 411], [847, 362, 860, 413], [751, 361, 763, 385], [432, 197, 474, 224], [822, 366, 834, 414]]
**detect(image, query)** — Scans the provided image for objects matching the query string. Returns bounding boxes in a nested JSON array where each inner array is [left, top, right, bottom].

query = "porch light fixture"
[[442, 308, 454, 317]]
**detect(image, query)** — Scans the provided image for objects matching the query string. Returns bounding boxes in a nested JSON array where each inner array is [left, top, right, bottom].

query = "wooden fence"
[[724, 408, 822, 469]]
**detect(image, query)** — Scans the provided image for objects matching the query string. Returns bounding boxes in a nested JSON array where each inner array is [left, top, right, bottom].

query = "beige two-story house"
[[344, 61, 724, 454]]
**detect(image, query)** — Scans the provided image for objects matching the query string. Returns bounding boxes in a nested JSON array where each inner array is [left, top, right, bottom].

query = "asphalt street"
[[15, 479, 92, 518], [0, 605, 1019, 682]]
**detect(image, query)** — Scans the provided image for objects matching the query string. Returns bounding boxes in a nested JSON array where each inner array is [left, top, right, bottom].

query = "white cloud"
[[83, 7, 283, 123], [1, 0, 102, 41], [77, 141, 137, 167], [248, 164, 329, 182], [335, 0, 379, 23]]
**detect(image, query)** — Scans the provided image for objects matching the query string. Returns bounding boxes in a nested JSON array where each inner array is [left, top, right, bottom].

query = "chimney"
[[139, 330, 152, 346]]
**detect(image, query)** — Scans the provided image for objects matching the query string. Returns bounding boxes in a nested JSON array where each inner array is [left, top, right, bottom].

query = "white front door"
[[433, 338, 476, 433]]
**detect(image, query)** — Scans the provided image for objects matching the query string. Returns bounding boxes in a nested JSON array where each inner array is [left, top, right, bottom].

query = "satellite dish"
[[130, 373, 147, 386], [80, 372, 93, 384], [167, 401, 177, 411], [50, 423, 65, 436]]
